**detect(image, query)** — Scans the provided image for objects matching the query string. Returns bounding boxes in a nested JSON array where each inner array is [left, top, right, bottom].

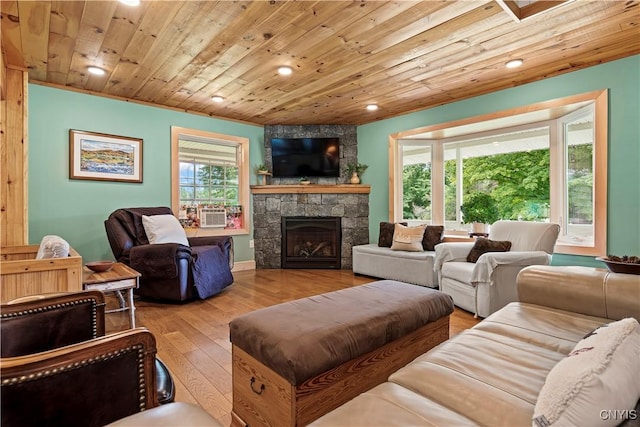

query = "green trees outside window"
[[403, 143, 593, 224], [458, 148, 550, 222], [403, 163, 432, 220], [179, 162, 239, 205]]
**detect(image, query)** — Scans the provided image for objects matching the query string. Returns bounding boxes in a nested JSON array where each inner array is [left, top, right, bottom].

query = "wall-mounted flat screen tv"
[[271, 137, 340, 178]]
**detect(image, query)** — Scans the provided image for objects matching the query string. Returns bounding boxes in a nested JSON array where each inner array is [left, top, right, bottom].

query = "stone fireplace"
[[252, 186, 369, 269], [253, 124, 368, 269], [282, 216, 341, 269]]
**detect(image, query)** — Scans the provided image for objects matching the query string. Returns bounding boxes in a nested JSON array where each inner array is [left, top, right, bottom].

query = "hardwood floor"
[[105, 269, 479, 425]]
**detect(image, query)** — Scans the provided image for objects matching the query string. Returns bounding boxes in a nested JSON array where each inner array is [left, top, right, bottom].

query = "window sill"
[[442, 235, 474, 243], [185, 227, 249, 237], [554, 243, 602, 257]]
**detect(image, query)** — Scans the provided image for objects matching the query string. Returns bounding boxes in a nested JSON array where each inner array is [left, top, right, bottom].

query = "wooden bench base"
[[231, 315, 449, 427]]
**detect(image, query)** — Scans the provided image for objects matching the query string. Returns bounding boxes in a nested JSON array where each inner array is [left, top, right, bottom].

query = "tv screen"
[[271, 137, 340, 178]]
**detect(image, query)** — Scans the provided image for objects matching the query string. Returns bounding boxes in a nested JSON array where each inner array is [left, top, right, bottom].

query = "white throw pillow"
[[142, 214, 189, 247], [390, 223, 426, 252], [532, 318, 640, 427], [35, 235, 70, 259]]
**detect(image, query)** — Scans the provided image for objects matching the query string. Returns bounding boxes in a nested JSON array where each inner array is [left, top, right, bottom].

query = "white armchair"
[[434, 220, 560, 317]]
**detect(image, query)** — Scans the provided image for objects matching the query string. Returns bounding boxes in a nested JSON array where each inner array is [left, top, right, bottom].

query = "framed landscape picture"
[[69, 129, 143, 183]]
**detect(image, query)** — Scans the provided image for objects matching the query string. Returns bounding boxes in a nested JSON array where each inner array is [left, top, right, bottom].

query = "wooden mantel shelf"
[[250, 184, 371, 194]]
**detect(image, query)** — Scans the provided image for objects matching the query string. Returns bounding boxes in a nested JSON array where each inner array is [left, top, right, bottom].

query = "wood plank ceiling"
[[1, 1, 639, 125]]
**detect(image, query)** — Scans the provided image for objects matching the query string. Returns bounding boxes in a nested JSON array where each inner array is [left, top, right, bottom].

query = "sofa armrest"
[[517, 265, 640, 321], [471, 251, 551, 285], [1, 328, 158, 427], [434, 242, 475, 271], [105, 402, 223, 427], [129, 243, 191, 279], [188, 235, 234, 270]]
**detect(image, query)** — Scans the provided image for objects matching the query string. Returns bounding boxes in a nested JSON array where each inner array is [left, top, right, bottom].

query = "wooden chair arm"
[[1, 328, 158, 427], [0, 290, 106, 357]]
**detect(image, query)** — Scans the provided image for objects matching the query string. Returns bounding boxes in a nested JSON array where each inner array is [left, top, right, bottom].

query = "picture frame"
[[69, 129, 143, 183]]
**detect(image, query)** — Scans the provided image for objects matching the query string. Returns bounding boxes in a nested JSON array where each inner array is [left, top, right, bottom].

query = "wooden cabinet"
[[0, 245, 83, 302]]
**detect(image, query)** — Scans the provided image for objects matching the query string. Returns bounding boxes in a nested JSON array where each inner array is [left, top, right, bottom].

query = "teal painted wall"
[[28, 56, 640, 268], [358, 55, 640, 268], [28, 85, 264, 263]]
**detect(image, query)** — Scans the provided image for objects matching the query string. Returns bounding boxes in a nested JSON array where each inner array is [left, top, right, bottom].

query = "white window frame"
[[389, 90, 607, 256], [440, 121, 551, 229], [179, 150, 239, 207], [171, 126, 250, 237], [550, 102, 605, 255]]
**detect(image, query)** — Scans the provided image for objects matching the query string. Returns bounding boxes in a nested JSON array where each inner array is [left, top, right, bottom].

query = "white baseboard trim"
[[232, 260, 256, 272]]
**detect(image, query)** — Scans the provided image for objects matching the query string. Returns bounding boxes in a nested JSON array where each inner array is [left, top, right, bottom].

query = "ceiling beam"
[[496, 0, 574, 23]]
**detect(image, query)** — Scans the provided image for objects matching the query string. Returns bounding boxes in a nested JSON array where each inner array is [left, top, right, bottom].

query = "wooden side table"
[[82, 262, 141, 328]]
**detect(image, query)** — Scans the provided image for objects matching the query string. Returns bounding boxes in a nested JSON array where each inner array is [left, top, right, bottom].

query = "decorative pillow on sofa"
[[390, 223, 426, 252], [35, 235, 70, 259], [422, 225, 444, 251], [532, 318, 640, 427], [378, 221, 407, 247], [466, 237, 511, 263], [142, 214, 189, 247]]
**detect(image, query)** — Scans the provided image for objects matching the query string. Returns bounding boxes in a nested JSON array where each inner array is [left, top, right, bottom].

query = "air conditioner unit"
[[199, 207, 226, 228]]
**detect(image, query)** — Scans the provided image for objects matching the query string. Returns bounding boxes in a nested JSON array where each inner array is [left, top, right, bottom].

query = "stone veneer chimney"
[[253, 124, 369, 269]]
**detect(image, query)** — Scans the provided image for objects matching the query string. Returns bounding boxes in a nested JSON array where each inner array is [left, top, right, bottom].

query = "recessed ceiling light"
[[366, 104, 379, 111], [212, 95, 224, 103], [119, 0, 140, 6], [505, 59, 524, 69], [87, 66, 106, 76], [278, 66, 293, 76]]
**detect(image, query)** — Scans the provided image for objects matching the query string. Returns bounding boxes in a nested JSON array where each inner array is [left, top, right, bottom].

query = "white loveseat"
[[352, 222, 443, 288], [352, 244, 437, 288], [435, 220, 560, 317]]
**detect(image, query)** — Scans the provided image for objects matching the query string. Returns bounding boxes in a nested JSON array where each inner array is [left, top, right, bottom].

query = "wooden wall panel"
[[0, 63, 28, 246], [1, 45, 6, 100]]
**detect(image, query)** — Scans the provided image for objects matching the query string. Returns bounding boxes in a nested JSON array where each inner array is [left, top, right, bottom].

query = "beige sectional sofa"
[[310, 265, 640, 426]]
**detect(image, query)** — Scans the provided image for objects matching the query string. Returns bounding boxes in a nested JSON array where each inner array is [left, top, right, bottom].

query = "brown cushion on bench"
[[229, 280, 454, 385]]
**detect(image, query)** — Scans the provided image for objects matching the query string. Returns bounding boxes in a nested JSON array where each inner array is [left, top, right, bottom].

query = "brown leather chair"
[[0, 292, 175, 414], [1, 328, 221, 427], [104, 207, 234, 302]]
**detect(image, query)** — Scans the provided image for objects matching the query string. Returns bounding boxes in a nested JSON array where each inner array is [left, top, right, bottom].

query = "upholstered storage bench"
[[229, 280, 454, 427], [352, 243, 437, 287]]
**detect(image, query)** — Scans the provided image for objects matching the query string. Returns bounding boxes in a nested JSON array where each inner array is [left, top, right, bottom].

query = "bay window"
[[390, 90, 607, 256]]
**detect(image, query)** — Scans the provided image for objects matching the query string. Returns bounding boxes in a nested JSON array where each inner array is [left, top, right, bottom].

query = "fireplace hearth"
[[282, 217, 341, 269]]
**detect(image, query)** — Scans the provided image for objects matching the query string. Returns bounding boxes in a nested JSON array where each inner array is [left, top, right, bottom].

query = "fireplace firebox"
[[281, 217, 341, 269]]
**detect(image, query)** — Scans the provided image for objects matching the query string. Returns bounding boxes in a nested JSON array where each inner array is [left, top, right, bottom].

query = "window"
[[171, 126, 249, 236], [442, 125, 551, 230], [398, 142, 433, 221], [556, 106, 596, 248], [390, 90, 607, 256], [179, 144, 238, 206]]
